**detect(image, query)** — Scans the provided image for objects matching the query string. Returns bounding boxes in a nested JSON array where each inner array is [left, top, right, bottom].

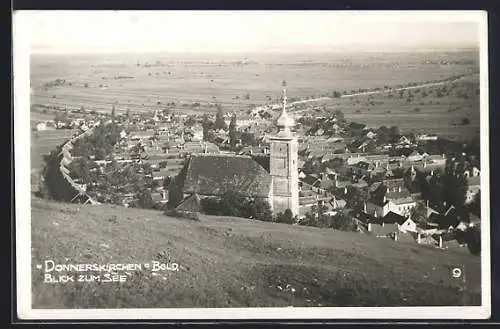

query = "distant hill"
[[31, 197, 481, 308]]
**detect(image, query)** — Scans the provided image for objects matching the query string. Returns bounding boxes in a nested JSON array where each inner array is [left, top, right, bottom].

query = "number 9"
[[452, 268, 462, 278]]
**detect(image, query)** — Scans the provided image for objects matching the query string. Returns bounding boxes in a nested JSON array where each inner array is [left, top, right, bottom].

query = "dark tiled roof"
[[302, 175, 320, 186], [250, 154, 270, 172], [391, 196, 415, 205], [429, 211, 458, 229], [383, 211, 407, 225], [353, 210, 377, 224], [385, 189, 412, 199], [178, 154, 272, 198]]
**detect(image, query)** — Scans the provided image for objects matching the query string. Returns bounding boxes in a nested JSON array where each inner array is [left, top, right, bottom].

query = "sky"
[[16, 11, 484, 54]]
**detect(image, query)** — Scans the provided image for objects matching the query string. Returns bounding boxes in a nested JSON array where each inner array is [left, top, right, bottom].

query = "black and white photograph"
[[14, 10, 490, 320]]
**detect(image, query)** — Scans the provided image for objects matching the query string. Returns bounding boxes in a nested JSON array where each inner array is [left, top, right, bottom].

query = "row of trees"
[[200, 192, 273, 222], [195, 191, 357, 231]]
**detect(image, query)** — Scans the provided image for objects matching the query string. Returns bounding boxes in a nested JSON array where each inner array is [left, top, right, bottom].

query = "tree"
[[68, 158, 90, 183], [229, 114, 237, 148], [329, 211, 357, 231], [334, 109, 345, 122], [345, 186, 366, 211], [332, 91, 342, 98], [248, 198, 273, 222], [466, 227, 481, 256], [409, 202, 428, 226], [389, 126, 400, 142], [184, 115, 196, 127], [214, 106, 227, 130], [137, 189, 154, 209], [461, 117, 470, 125], [202, 114, 213, 141], [240, 132, 256, 146], [163, 176, 172, 190], [95, 147, 107, 160], [276, 209, 294, 224]]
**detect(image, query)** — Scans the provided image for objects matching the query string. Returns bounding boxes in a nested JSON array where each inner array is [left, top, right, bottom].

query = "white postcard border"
[[14, 10, 491, 320]]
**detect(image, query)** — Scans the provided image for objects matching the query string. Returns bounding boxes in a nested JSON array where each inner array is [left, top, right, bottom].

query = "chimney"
[[375, 161, 379, 168], [368, 223, 372, 232], [442, 153, 446, 159], [398, 186, 401, 193], [430, 169, 434, 176], [344, 187, 348, 195], [383, 195, 387, 203], [363, 202, 367, 213], [394, 232, 398, 241], [423, 161, 427, 168], [382, 222, 385, 227], [426, 200, 429, 209], [439, 235, 443, 248]]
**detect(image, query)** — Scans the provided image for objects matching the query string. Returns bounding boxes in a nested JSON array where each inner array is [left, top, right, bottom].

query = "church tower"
[[269, 84, 299, 216]]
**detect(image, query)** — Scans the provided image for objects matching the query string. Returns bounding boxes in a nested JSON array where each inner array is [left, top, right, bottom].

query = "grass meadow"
[[31, 198, 481, 308]]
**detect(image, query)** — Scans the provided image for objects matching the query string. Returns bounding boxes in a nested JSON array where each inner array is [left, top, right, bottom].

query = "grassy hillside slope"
[[31, 197, 481, 309]]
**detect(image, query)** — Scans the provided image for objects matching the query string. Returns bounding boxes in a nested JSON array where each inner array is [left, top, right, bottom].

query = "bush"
[[276, 209, 294, 224], [137, 189, 154, 209], [200, 192, 273, 222], [461, 117, 470, 125], [414, 108, 421, 112], [466, 227, 481, 256]]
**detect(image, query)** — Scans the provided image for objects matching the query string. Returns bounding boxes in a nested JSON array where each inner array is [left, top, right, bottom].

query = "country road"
[[276, 74, 473, 115]]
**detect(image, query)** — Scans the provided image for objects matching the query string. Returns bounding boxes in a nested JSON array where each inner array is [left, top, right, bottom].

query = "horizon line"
[[31, 46, 479, 56]]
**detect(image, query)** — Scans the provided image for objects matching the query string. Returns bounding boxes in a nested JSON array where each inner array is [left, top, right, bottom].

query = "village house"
[[365, 178, 417, 218], [465, 167, 481, 204], [36, 121, 56, 131], [416, 133, 438, 141]]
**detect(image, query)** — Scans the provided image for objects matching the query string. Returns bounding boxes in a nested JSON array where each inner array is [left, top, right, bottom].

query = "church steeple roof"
[[275, 86, 295, 130]]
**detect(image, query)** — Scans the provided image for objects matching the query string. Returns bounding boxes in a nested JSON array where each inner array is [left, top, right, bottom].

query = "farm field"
[[31, 197, 481, 309], [30, 51, 478, 115], [306, 74, 481, 140]]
